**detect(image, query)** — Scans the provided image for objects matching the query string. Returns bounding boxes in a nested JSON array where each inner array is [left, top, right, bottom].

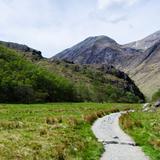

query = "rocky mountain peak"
[[87, 35, 117, 44]]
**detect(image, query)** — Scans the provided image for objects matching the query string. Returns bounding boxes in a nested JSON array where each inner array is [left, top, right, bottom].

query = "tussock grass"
[[120, 113, 143, 130], [0, 120, 24, 129], [84, 108, 128, 124], [0, 103, 140, 160], [46, 116, 63, 125], [120, 110, 160, 160]]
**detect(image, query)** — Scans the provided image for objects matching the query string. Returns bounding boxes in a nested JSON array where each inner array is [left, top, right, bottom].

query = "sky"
[[0, 0, 160, 58]]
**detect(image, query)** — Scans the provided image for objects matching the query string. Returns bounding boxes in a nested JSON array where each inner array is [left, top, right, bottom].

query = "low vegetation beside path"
[[0, 103, 140, 160], [120, 110, 160, 160]]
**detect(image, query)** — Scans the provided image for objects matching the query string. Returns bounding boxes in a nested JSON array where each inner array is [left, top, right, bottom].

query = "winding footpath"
[[92, 112, 150, 160]]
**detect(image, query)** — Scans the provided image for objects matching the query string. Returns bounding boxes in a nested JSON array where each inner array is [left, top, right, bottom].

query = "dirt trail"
[[92, 112, 150, 160]]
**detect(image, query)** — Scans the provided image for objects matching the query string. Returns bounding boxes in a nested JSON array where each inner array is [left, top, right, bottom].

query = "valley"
[[0, 32, 160, 160], [0, 1, 159, 160]]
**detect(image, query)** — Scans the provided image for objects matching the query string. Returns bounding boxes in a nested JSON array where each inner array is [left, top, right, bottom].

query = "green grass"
[[120, 110, 160, 160], [0, 103, 140, 160]]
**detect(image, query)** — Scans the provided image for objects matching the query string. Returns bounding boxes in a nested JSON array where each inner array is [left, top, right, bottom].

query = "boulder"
[[154, 100, 160, 108]]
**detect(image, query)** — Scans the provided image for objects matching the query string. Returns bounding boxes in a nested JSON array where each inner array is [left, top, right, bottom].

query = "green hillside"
[[0, 44, 144, 103], [0, 45, 75, 103], [36, 59, 145, 103]]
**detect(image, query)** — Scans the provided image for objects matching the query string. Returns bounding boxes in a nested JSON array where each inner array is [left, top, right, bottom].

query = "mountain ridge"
[[0, 42, 144, 103], [53, 30, 160, 99], [124, 30, 160, 50], [0, 41, 42, 60]]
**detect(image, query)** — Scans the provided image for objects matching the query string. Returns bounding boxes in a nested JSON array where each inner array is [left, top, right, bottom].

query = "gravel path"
[[92, 112, 150, 160]]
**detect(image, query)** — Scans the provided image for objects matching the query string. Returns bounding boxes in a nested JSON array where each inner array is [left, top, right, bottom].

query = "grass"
[[0, 103, 140, 160], [120, 109, 160, 160]]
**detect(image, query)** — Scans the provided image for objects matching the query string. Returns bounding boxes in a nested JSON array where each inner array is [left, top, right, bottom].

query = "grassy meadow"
[[0, 103, 140, 160], [120, 110, 160, 160]]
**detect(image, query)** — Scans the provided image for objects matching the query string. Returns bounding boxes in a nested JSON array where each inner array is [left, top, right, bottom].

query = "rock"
[[154, 100, 160, 108], [143, 103, 150, 109], [125, 30, 160, 51]]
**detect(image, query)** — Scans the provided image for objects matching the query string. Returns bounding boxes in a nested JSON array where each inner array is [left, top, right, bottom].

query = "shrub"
[[0, 45, 76, 103], [152, 89, 160, 101]]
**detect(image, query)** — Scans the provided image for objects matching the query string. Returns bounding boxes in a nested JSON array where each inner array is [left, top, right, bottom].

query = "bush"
[[0, 45, 76, 103], [152, 89, 160, 101]]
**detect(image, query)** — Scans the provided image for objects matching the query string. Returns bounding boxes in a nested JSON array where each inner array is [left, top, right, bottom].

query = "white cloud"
[[0, 0, 158, 58], [98, 0, 140, 9]]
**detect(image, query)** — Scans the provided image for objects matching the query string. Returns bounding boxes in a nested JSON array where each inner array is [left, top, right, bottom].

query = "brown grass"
[[149, 139, 160, 149], [46, 116, 63, 125], [120, 113, 143, 130], [84, 108, 121, 124], [39, 128, 48, 136], [0, 121, 24, 129]]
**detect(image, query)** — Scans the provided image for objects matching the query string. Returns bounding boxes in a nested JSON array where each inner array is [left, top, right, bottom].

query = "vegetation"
[[0, 103, 140, 160], [152, 89, 160, 101], [0, 45, 76, 103], [0, 44, 144, 103], [33, 59, 144, 103], [120, 110, 160, 160]]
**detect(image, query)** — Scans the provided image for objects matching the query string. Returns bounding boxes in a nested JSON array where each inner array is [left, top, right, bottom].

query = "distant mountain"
[[129, 41, 160, 99], [0, 41, 144, 103], [53, 36, 143, 70], [124, 30, 160, 50], [53, 31, 160, 99], [0, 41, 42, 60]]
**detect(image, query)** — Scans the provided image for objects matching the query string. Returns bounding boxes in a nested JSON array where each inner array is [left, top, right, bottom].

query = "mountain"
[[53, 31, 160, 99], [128, 41, 160, 99], [124, 30, 160, 50], [0, 41, 145, 103], [53, 36, 143, 70], [0, 41, 42, 60]]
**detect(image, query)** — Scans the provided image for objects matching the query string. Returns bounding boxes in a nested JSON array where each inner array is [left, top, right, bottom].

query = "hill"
[[0, 41, 42, 60], [0, 45, 76, 103], [53, 31, 160, 99], [0, 43, 144, 103]]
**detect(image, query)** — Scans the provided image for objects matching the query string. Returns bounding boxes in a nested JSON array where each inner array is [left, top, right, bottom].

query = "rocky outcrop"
[[94, 64, 145, 101]]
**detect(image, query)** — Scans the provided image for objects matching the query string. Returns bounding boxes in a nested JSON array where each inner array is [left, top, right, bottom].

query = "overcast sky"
[[0, 0, 160, 57]]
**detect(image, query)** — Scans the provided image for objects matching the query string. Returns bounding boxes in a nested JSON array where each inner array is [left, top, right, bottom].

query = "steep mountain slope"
[[53, 31, 160, 99], [36, 60, 145, 102], [129, 41, 160, 98], [53, 36, 143, 71], [124, 30, 160, 50], [0, 42, 145, 103]]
